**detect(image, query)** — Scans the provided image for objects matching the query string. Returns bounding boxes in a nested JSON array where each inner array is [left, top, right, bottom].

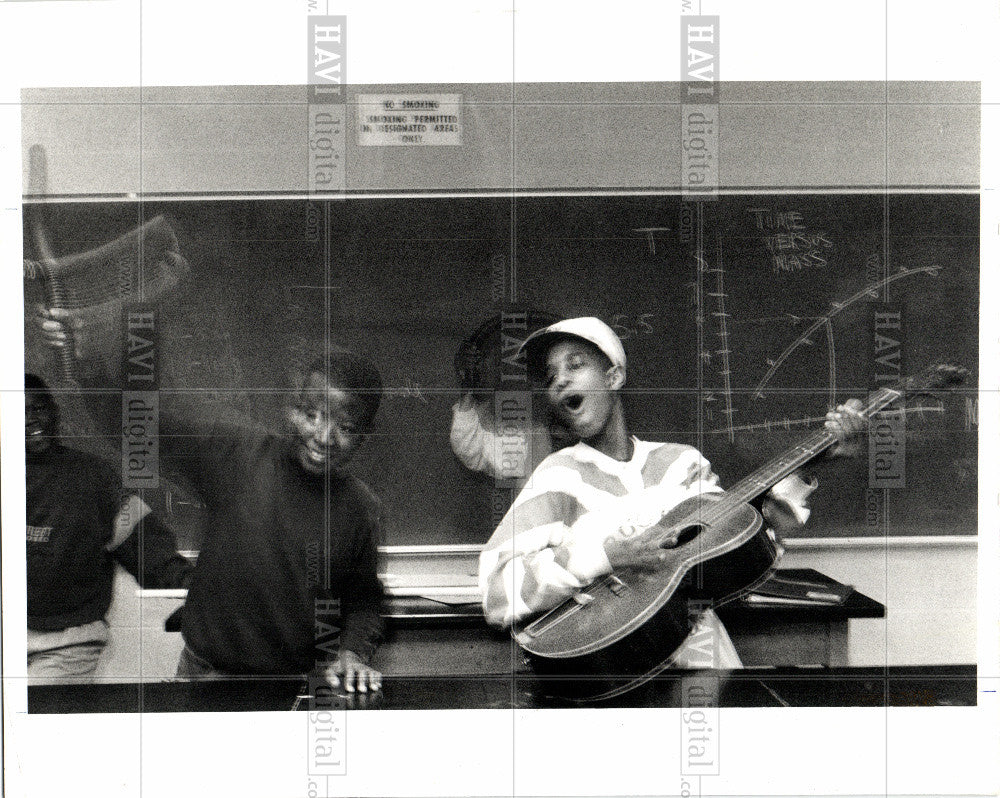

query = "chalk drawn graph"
[[702, 264, 940, 441], [709, 402, 944, 436], [750, 265, 940, 399]]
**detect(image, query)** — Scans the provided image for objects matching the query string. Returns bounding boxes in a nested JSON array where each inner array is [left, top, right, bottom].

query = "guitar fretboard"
[[658, 386, 903, 535]]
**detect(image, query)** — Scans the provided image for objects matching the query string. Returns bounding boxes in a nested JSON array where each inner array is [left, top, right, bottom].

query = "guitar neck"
[[722, 386, 902, 506]]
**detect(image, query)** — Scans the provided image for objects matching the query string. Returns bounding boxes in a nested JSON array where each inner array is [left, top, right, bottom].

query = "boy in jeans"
[[26, 373, 192, 681]]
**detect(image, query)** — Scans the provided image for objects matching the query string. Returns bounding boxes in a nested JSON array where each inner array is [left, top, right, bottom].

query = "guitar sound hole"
[[662, 524, 705, 548]]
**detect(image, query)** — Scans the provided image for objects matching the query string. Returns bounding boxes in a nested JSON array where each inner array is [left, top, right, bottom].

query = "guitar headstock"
[[900, 362, 969, 397]]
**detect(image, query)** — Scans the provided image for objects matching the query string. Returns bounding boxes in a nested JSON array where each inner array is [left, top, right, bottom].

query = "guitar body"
[[514, 493, 780, 700]]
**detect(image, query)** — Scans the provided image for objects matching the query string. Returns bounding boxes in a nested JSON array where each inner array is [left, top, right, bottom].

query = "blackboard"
[[23, 193, 978, 546]]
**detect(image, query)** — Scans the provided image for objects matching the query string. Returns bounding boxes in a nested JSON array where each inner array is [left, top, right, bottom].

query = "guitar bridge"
[[520, 578, 611, 638]]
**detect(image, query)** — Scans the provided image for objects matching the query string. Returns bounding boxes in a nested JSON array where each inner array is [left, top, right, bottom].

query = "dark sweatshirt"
[[26, 444, 192, 631], [169, 422, 384, 675]]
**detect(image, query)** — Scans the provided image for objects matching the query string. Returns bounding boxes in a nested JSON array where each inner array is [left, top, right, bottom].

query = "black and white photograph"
[[2, 2, 997, 797]]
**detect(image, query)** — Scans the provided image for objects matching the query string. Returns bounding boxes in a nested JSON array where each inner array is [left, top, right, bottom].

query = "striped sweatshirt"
[[479, 436, 814, 631]]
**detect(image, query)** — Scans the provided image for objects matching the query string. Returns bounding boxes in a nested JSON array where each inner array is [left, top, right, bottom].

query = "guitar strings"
[[650, 387, 899, 545]]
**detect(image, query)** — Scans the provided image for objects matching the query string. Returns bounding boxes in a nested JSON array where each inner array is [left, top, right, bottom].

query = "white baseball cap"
[[519, 317, 627, 380]]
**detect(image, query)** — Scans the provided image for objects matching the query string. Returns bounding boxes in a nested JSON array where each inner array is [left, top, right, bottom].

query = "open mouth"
[[560, 394, 585, 414]]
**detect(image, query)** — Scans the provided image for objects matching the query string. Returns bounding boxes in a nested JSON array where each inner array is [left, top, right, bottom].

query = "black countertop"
[[28, 665, 974, 713]]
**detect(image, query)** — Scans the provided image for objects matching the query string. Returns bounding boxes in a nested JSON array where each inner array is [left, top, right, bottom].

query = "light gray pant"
[[175, 643, 226, 680], [27, 619, 108, 682]]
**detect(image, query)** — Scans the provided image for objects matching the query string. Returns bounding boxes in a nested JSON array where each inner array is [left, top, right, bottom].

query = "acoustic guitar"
[[514, 363, 968, 701]]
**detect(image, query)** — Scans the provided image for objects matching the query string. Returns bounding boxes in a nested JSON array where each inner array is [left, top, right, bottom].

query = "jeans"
[[671, 609, 744, 669], [175, 643, 226, 680], [27, 619, 108, 682]]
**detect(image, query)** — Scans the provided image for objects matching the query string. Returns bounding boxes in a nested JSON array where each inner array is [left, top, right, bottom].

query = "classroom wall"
[[779, 538, 978, 667], [96, 537, 977, 681], [21, 82, 979, 196]]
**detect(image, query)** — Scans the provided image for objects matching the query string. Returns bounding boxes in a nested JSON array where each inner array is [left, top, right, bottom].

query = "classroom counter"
[[28, 665, 976, 712], [154, 568, 885, 676]]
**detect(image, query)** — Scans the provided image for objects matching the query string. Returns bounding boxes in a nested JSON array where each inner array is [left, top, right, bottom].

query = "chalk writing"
[[490, 253, 507, 304], [747, 207, 832, 273], [387, 379, 429, 404], [610, 312, 656, 341], [864, 252, 882, 290], [177, 328, 247, 406], [163, 490, 206, 516], [633, 227, 671, 255]]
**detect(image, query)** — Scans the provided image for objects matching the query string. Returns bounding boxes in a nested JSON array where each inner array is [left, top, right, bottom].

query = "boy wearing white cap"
[[478, 317, 862, 668]]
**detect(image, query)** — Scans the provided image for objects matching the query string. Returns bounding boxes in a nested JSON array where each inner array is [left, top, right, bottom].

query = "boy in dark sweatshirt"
[[39, 310, 386, 693], [168, 353, 386, 692]]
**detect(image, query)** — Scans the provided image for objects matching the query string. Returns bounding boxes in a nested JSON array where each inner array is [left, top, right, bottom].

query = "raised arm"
[[36, 304, 242, 491], [450, 393, 503, 476]]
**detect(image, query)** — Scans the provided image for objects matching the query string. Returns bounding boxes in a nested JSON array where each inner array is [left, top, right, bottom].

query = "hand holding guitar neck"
[[824, 398, 866, 456]]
